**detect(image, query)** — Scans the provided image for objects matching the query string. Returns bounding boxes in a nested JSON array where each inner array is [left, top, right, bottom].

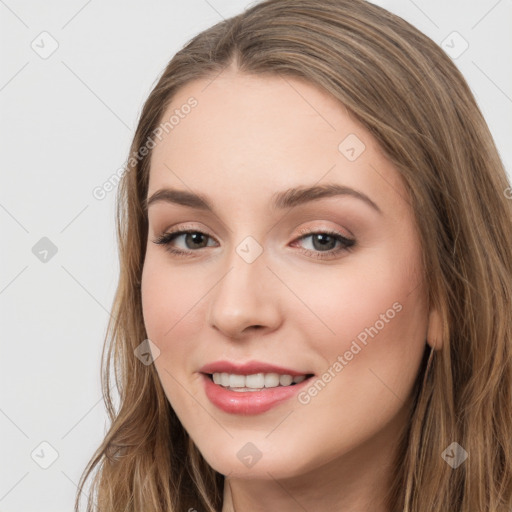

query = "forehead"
[[147, 71, 409, 218], [153, 71, 359, 158]]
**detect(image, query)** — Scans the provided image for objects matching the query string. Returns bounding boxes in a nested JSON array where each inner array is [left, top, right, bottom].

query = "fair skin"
[[141, 68, 442, 511]]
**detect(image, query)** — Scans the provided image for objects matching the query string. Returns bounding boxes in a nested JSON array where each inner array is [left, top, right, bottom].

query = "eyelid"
[[295, 225, 353, 241], [163, 222, 215, 237]]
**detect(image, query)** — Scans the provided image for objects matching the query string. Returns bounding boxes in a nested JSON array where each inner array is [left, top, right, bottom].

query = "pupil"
[[312, 234, 336, 251], [187, 232, 206, 248]]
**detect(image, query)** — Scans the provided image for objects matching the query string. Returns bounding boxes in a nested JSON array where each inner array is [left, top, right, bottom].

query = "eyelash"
[[152, 225, 356, 260]]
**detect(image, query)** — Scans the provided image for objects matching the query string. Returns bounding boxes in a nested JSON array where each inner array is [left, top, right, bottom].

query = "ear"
[[426, 307, 443, 350]]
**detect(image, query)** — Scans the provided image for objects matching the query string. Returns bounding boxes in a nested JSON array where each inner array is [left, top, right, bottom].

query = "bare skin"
[[141, 65, 442, 511]]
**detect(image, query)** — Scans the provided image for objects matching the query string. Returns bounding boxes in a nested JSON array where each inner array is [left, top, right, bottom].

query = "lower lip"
[[201, 373, 313, 415]]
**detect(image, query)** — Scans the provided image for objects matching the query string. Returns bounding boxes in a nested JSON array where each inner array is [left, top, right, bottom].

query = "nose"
[[207, 249, 283, 339]]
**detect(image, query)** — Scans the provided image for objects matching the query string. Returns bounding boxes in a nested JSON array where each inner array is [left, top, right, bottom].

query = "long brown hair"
[[75, 0, 512, 510]]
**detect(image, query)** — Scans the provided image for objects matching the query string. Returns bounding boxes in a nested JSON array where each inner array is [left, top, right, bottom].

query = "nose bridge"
[[207, 235, 282, 337]]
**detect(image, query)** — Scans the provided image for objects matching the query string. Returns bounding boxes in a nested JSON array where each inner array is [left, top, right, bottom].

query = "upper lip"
[[199, 360, 313, 377]]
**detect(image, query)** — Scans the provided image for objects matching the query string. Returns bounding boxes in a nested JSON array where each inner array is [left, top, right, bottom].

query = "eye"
[[151, 226, 356, 260], [152, 229, 218, 257], [292, 227, 356, 260]]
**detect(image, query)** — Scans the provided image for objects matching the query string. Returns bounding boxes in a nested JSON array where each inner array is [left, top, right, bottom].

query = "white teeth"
[[229, 374, 246, 388], [210, 372, 309, 389], [246, 373, 265, 388], [279, 374, 293, 386], [264, 373, 280, 387]]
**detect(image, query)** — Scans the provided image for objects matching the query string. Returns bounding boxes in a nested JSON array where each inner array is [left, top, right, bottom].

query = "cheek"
[[289, 258, 428, 452], [141, 253, 199, 358], [142, 250, 195, 330], [140, 255, 206, 412], [291, 247, 427, 375], [140, 251, 219, 395]]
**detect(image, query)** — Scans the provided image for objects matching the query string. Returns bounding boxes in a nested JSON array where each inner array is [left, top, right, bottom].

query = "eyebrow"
[[144, 183, 382, 215]]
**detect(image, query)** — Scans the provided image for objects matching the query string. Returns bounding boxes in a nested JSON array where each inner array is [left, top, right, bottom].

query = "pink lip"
[[199, 360, 309, 376], [201, 373, 314, 415]]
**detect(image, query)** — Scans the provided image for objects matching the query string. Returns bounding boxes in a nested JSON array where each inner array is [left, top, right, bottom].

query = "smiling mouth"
[[204, 372, 315, 391]]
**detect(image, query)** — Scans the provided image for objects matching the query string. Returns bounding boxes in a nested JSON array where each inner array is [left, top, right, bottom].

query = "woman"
[[75, 0, 512, 510]]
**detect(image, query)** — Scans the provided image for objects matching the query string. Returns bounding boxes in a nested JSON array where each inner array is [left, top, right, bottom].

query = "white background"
[[0, 1, 510, 510]]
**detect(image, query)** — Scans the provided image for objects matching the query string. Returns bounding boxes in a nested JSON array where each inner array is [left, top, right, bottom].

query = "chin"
[[198, 444, 312, 480]]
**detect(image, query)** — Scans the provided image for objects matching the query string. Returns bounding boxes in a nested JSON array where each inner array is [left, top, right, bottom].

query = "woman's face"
[[141, 70, 435, 481]]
